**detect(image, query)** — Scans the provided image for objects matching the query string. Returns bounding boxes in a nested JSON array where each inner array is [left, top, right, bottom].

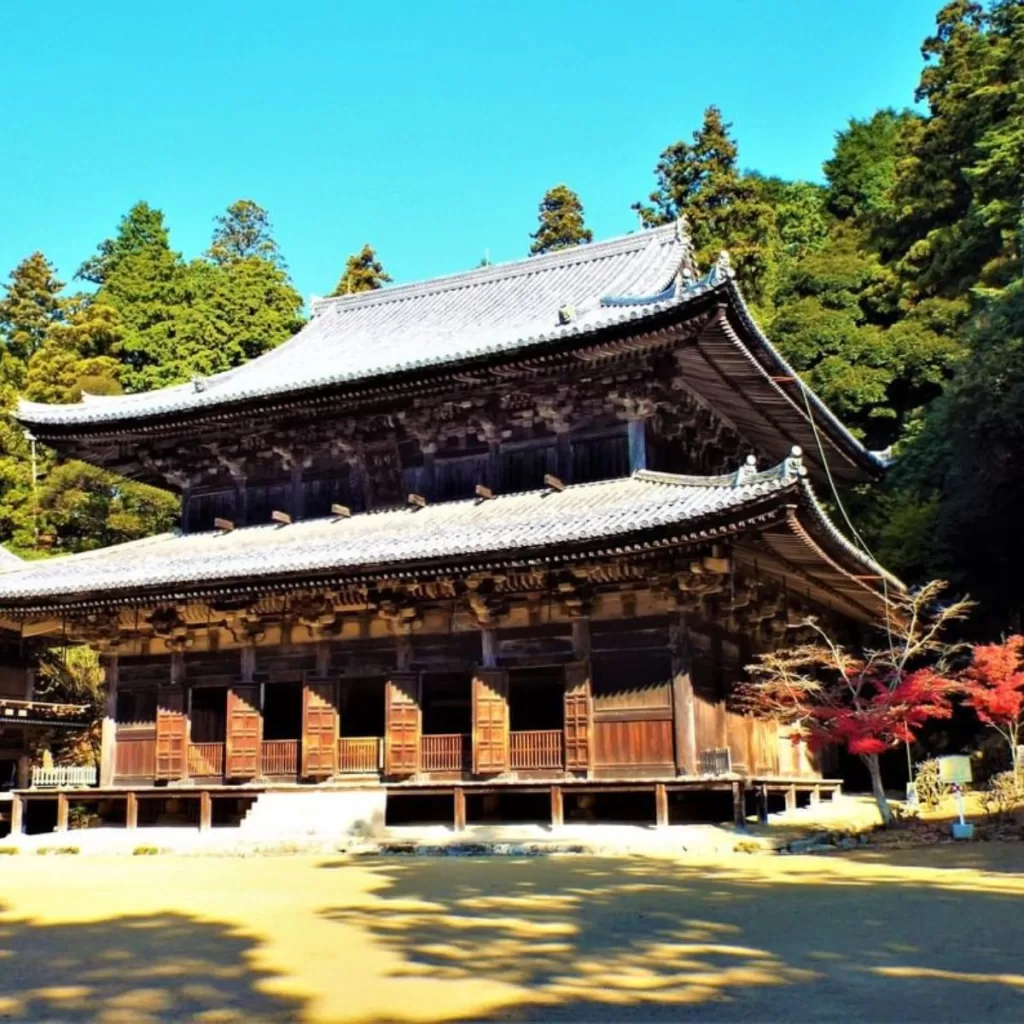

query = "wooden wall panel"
[[115, 734, 156, 779], [302, 680, 338, 777], [155, 690, 187, 780], [385, 672, 421, 775], [563, 661, 592, 770], [593, 719, 674, 767], [225, 685, 263, 779], [473, 668, 509, 774]]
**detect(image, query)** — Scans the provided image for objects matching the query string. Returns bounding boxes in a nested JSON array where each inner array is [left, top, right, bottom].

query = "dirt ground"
[[0, 845, 1022, 1023]]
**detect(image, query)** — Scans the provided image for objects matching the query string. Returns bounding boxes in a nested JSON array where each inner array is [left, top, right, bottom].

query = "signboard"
[[938, 755, 972, 785]]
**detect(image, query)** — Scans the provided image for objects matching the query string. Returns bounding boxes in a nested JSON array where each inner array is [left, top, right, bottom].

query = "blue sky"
[[1, 0, 939, 303]]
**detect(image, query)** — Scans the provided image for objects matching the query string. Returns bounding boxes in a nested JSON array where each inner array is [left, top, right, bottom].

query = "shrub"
[[37, 846, 80, 855], [913, 758, 951, 811], [978, 770, 1024, 820], [0, 847, 20, 855], [132, 845, 160, 856]]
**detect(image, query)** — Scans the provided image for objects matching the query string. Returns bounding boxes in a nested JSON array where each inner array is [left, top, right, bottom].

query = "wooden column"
[[240, 646, 256, 683], [551, 785, 564, 828], [480, 627, 498, 669], [655, 783, 669, 828], [395, 634, 413, 672], [16, 755, 30, 790], [99, 654, 119, 788], [786, 784, 798, 814], [315, 641, 331, 678], [9, 795, 23, 836], [627, 418, 648, 472], [199, 790, 213, 831], [571, 618, 591, 659], [732, 781, 747, 829], [453, 788, 466, 832], [125, 792, 138, 831], [55, 792, 69, 833], [810, 785, 821, 807], [290, 462, 305, 521], [555, 430, 572, 483], [24, 666, 35, 700], [670, 618, 697, 776]]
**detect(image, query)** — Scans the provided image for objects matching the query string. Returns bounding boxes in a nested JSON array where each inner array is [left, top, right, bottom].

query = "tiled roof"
[[17, 224, 690, 429], [0, 459, 837, 608], [0, 546, 23, 571]]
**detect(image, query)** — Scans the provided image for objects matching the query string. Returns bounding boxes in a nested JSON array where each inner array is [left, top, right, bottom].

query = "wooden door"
[[564, 660, 592, 771], [472, 668, 509, 774], [302, 678, 338, 777], [385, 672, 421, 775], [226, 685, 263, 779], [155, 689, 187, 780]]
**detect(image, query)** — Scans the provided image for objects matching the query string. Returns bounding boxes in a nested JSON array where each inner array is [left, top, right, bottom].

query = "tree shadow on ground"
[[320, 849, 1024, 1022], [0, 905, 304, 1022]]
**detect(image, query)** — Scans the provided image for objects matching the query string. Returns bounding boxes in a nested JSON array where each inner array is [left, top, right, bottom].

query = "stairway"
[[239, 788, 386, 839]]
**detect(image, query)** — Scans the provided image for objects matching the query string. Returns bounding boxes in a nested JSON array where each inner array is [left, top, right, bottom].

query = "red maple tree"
[[959, 635, 1024, 773], [739, 580, 969, 825]]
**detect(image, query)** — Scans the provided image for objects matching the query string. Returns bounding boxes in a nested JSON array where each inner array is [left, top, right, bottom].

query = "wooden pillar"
[[551, 785, 564, 828], [315, 641, 331, 678], [9, 795, 23, 836], [290, 461, 305, 521], [670, 619, 697, 775], [395, 634, 413, 672], [810, 785, 821, 807], [16, 755, 30, 790], [126, 792, 138, 831], [732, 781, 746, 829], [627, 418, 648, 472], [786, 784, 798, 814], [480, 628, 498, 669], [240, 646, 256, 683], [199, 790, 213, 832], [55, 792, 69, 833], [555, 430, 572, 483], [571, 618, 591, 659], [421, 443, 437, 500], [453, 788, 466, 832], [99, 653, 119, 788], [24, 666, 35, 700], [757, 783, 769, 825], [655, 783, 669, 828]]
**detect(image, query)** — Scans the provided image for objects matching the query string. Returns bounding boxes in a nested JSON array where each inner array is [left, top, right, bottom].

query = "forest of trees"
[[1, 0, 1021, 634]]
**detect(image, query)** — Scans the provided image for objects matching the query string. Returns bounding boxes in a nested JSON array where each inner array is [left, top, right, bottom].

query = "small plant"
[[37, 846, 80, 855], [0, 846, 20, 855], [132, 845, 160, 856], [68, 803, 98, 830], [978, 770, 1024, 820], [913, 758, 952, 811], [733, 839, 762, 854]]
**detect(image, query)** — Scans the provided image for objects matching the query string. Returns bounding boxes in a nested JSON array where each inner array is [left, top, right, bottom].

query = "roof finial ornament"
[[675, 214, 698, 284], [191, 375, 207, 393], [558, 304, 576, 325], [733, 453, 758, 487], [713, 250, 735, 283], [779, 445, 805, 480]]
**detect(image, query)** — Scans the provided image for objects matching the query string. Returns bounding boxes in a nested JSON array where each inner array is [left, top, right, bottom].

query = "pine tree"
[[76, 201, 169, 285], [633, 107, 777, 306], [0, 252, 65, 365], [207, 199, 285, 267], [529, 185, 593, 255], [330, 245, 391, 296]]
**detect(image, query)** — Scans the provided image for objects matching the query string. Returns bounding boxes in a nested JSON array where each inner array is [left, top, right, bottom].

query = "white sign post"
[[939, 756, 974, 839]]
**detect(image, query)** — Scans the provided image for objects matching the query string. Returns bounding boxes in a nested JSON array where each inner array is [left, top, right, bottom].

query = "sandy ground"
[[0, 845, 1022, 1023]]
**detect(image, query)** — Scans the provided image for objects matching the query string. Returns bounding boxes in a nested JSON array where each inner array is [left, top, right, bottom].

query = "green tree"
[[76, 201, 170, 285], [207, 199, 286, 267], [633, 106, 778, 306], [0, 252, 64, 366], [529, 185, 593, 255], [330, 244, 391, 296], [824, 109, 921, 221]]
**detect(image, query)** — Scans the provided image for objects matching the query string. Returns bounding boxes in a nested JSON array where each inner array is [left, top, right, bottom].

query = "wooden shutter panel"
[[564, 660, 592, 771], [385, 672, 421, 775], [226, 684, 263, 779], [155, 689, 187, 780], [472, 668, 509, 774], [302, 678, 339, 777]]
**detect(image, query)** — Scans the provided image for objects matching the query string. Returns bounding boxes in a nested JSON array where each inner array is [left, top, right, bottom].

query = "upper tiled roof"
[[17, 223, 690, 429], [0, 456, 896, 621], [0, 546, 23, 571]]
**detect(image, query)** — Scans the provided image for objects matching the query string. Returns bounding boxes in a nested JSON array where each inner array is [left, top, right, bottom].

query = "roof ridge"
[[309, 223, 678, 317]]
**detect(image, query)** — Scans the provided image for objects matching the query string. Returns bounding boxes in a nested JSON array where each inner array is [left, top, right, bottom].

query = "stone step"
[[239, 789, 386, 837]]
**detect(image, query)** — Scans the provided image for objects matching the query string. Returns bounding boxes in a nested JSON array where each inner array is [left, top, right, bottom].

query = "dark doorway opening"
[[421, 673, 471, 735], [340, 678, 385, 737], [190, 687, 227, 743], [263, 683, 302, 740], [465, 790, 550, 825], [567, 790, 656, 825], [668, 788, 734, 824], [509, 667, 564, 731]]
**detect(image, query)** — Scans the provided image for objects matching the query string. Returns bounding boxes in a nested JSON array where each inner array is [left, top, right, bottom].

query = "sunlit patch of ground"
[[1, 845, 1023, 1021]]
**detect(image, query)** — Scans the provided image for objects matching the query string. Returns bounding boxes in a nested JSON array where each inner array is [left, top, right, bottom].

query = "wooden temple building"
[[0, 222, 897, 834]]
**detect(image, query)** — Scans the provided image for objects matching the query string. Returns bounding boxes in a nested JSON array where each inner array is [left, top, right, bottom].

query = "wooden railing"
[[30, 765, 98, 789], [337, 737, 381, 773], [421, 733, 467, 772], [262, 739, 299, 776], [510, 730, 564, 770], [187, 742, 224, 777]]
